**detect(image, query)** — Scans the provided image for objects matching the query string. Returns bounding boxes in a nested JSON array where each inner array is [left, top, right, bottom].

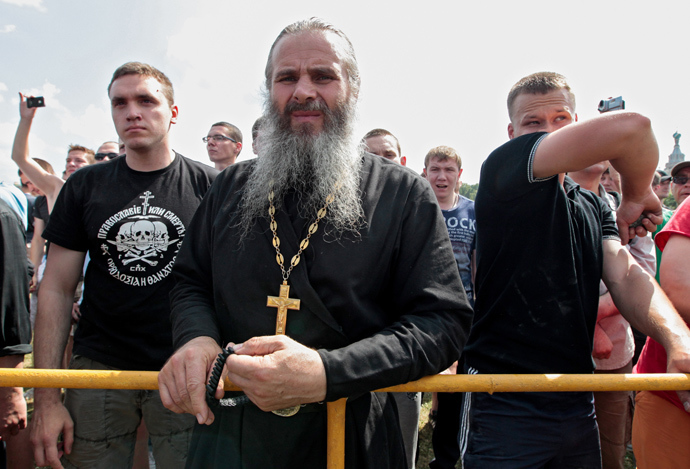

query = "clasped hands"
[[159, 335, 327, 425], [616, 191, 663, 245]]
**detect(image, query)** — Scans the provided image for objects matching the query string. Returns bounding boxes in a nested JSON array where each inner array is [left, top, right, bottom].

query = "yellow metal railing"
[[5, 369, 690, 469]]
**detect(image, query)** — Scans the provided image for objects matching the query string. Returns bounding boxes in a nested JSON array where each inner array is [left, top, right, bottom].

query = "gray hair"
[[264, 18, 361, 98]]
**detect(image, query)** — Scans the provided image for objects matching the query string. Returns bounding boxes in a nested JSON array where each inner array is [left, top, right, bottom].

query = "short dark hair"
[[34, 158, 55, 174], [108, 62, 174, 107], [507, 72, 576, 120], [424, 145, 462, 170], [252, 116, 265, 140], [211, 122, 243, 144], [265, 18, 360, 98], [362, 128, 401, 156]]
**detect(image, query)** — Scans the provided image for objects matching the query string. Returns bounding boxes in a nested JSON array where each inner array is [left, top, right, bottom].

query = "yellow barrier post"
[[327, 399, 347, 469], [0, 368, 160, 390], [6, 369, 689, 393], [378, 373, 690, 393]]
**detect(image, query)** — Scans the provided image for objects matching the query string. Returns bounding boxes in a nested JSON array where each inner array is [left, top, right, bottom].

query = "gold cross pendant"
[[267, 281, 301, 335], [266, 281, 302, 417]]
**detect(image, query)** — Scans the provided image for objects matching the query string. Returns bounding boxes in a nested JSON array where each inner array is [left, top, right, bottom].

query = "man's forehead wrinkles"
[[275, 62, 339, 75], [310, 64, 339, 75], [521, 103, 571, 115]]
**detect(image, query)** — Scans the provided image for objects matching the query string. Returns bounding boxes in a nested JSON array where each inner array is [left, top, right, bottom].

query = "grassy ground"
[[417, 392, 461, 468], [417, 393, 436, 468]]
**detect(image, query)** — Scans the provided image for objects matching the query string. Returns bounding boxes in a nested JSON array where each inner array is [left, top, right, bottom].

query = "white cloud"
[[59, 103, 113, 145], [19, 82, 114, 147], [0, 0, 46, 12], [0, 25, 16, 33], [0, 120, 18, 148], [0, 120, 64, 186], [0, 80, 113, 185], [16, 81, 65, 112]]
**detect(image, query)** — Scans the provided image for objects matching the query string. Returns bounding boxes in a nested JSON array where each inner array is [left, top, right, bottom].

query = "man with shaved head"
[[159, 19, 471, 468], [94, 141, 120, 163], [363, 128, 406, 165]]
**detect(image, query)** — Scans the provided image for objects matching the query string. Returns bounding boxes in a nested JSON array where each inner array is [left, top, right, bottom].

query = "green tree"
[[459, 183, 479, 201]]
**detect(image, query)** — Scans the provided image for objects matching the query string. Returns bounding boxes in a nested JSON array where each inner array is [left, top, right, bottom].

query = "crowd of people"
[[1, 17, 690, 469]]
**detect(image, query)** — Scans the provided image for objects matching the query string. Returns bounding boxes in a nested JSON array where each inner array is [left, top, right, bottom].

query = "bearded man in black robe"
[[158, 18, 472, 469]]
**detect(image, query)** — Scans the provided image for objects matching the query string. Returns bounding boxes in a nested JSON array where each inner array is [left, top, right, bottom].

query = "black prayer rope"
[[206, 346, 252, 408]]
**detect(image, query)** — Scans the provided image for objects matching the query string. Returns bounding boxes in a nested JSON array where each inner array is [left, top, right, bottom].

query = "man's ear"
[[170, 105, 179, 124], [508, 122, 515, 139], [400, 156, 407, 166], [236, 142, 243, 155], [574, 113, 578, 123]]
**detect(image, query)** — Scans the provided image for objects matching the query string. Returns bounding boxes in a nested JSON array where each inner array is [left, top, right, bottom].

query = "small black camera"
[[26, 96, 45, 108], [598, 96, 624, 113]]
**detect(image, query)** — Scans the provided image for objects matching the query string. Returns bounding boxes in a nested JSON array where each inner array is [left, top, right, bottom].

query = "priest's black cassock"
[[170, 152, 472, 468]]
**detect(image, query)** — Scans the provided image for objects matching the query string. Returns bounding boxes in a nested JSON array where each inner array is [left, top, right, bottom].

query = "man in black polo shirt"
[[460, 72, 690, 468]]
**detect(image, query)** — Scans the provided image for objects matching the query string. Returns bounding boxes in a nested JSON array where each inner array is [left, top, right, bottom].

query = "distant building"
[[665, 132, 685, 173]]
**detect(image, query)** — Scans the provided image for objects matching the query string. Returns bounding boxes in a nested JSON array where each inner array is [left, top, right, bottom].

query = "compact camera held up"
[[598, 96, 625, 113], [26, 96, 45, 108]]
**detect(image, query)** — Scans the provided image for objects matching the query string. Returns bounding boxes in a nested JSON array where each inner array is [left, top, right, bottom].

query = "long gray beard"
[[237, 97, 364, 241]]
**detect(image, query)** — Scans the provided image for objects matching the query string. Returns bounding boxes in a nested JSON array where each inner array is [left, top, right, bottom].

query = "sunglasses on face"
[[672, 176, 689, 185], [95, 152, 119, 161]]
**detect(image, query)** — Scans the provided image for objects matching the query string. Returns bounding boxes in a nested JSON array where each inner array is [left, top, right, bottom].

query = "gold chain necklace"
[[265, 188, 336, 417], [266, 189, 335, 335]]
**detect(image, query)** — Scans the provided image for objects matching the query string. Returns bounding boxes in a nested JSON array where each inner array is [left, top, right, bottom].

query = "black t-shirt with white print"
[[44, 153, 218, 370]]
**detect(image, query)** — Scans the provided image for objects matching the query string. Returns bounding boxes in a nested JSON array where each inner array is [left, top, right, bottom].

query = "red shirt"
[[634, 197, 690, 411]]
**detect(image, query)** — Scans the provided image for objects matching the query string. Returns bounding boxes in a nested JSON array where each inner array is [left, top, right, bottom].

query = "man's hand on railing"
[[0, 386, 27, 440], [226, 335, 327, 412], [159, 336, 222, 425]]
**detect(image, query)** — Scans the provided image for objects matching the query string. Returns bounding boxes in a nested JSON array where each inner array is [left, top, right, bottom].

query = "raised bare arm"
[[11, 93, 64, 211]]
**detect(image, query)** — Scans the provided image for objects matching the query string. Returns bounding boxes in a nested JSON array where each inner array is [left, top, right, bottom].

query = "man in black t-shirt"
[[460, 72, 690, 468], [31, 62, 217, 469]]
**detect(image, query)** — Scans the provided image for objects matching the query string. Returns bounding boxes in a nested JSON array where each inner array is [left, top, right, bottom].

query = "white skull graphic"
[[131, 220, 156, 250]]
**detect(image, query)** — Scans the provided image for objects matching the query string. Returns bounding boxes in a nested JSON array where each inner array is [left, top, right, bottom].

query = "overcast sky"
[[1, 0, 688, 187]]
